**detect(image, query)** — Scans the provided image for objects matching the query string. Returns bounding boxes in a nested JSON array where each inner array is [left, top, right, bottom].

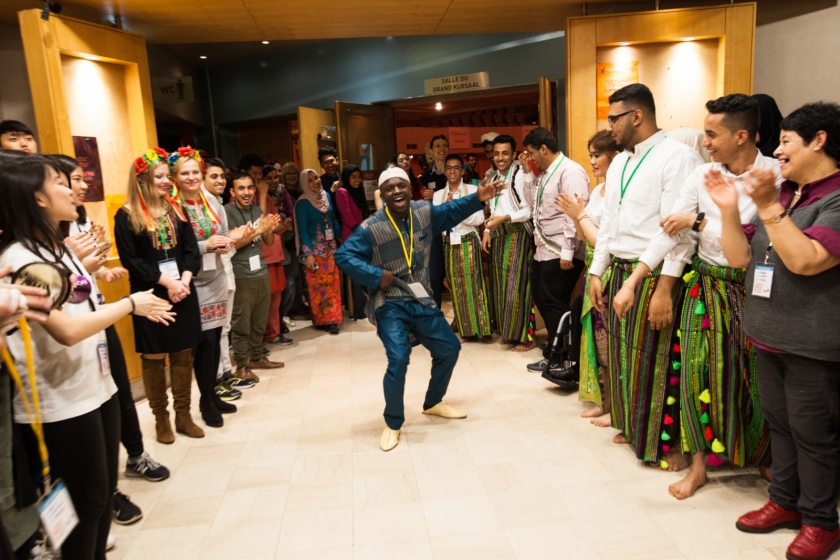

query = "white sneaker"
[[106, 533, 116, 551], [283, 316, 295, 327]]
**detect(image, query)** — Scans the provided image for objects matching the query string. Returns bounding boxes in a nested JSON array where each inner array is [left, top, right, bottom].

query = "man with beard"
[[587, 83, 703, 470]]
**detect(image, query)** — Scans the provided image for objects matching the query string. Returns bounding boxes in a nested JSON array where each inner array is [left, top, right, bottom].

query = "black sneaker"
[[266, 335, 293, 346], [125, 452, 170, 482], [545, 365, 578, 383], [328, 325, 339, 335], [527, 358, 560, 372], [229, 375, 256, 390], [113, 490, 143, 525], [216, 379, 244, 399]]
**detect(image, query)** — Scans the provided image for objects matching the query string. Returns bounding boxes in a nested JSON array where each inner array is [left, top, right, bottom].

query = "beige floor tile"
[[142, 494, 224, 529], [284, 480, 353, 511], [414, 466, 487, 501], [274, 547, 353, 560], [213, 484, 289, 522], [295, 433, 353, 457], [505, 522, 601, 560], [353, 447, 415, 477], [537, 449, 618, 487], [559, 481, 645, 521], [620, 474, 720, 514], [476, 460, 549, 494], [276, 508, 353, 553], [465, 436, 533, 465], [160, 457, 239, 498], [578, 514, 681, 560], [124, 523, 210, 560], [353, 471, 422, 508], [290, 452, 352, 483], [430, 530, 517, 560], [649, 508, 765, 557], [422, 494, 502, 537], [199, 517, 282, 559], [687, 550, 779, 560], [354, 502, 429, 545], [409, 441, 475, 472], [489, 488, 573, 529], [353, 538, 434, 560]]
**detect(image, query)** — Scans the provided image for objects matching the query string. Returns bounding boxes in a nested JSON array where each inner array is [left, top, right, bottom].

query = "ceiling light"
[[82, 55, 101, 61], [200, 55, 207, 59], [683, 37, 695, 41], [435, 103, 442, 110], [619, 42, 630, 46], [262, 40, 269, 44]]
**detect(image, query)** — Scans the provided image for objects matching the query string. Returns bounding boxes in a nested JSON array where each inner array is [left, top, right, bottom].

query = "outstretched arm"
[[334, 228, 384, 289]]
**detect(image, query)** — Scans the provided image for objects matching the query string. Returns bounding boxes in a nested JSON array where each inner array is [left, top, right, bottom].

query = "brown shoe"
[[237, 367, 260, 382], [248, 358, 284, 370]]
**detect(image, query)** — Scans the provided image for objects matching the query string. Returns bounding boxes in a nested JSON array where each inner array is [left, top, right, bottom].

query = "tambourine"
[[11, 261, 92, 311]]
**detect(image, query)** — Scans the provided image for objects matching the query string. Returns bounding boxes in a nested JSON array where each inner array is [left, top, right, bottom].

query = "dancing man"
[[335, 167, 506, 451]]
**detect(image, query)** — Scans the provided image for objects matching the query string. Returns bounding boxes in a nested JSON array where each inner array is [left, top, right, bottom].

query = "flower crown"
[[134, 147, 169, 176], [167, 146, 205, 172]]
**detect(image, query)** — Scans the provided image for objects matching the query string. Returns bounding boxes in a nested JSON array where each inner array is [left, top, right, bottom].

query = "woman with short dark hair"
[[709, 102, 840, 560]]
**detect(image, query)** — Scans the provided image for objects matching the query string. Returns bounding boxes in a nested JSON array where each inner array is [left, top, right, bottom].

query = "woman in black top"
[[113, 148, 204, 444]]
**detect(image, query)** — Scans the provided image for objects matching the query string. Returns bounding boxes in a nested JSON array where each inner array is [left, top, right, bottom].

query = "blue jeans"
[[375, 300, 461, 430]]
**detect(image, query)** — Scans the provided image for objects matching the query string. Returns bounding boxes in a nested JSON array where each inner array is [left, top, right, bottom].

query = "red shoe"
[[786, 525, 840, 560], [736, 500, 802, 534]]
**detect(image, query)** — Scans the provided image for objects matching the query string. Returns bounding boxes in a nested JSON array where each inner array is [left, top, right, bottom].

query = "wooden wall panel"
[[566, 17, 598, 187], [722, 4, 756, 96], [595, 9, 726, 45], [237, 117, 294, 164], [297, 107, 335, 173]]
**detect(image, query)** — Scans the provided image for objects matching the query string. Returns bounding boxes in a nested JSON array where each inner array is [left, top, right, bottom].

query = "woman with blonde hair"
[[114, 148, 204, 443]]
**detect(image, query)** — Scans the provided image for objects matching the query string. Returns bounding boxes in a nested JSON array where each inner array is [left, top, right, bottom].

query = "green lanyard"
[[536, 154, 564, 207], [619, 144, 656, 206], [493, 165, 514, 210], [154, 216, 171, 256], [179, 194, 212, 238]]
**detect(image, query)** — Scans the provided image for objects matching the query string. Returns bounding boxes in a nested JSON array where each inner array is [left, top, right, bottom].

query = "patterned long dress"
[[295, 198, 343, 326]]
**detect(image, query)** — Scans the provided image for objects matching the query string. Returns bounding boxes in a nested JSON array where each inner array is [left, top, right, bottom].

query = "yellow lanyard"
[[2, 318, 50, 487], [386, 207, 414, 271]]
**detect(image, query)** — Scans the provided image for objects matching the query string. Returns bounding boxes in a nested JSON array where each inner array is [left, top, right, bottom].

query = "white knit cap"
[[378, 166, 410, 188], [480, 132, 500, 143]]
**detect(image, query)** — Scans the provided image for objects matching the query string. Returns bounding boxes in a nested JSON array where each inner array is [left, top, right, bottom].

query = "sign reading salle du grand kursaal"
[[424, 72, 489, 95]]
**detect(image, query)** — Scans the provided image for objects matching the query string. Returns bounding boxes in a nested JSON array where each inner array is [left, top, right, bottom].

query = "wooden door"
[[334, 102, 396, 175], [296, 106, 336, 172], [538, 76, 557, 136]]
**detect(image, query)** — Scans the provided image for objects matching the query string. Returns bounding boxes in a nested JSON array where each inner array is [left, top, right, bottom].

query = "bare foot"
[[510, 343, 530, 353], [759, 466, 772, 482], [456, 334, 466, 343], [669, 465, 708, 500], [663, 449, 691, 472], [613, 433, 628, 444], [591, 413, 612, 427], [581, 406, 603, 418]]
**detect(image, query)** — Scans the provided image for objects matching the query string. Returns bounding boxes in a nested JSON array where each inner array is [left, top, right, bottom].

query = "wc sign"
[[151, 77, 194, 103]]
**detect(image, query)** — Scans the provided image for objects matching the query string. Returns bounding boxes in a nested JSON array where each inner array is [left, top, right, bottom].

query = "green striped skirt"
[[678, 257, 770, 467], [487, 222, 534, 344], [444, 231, 492, 338]]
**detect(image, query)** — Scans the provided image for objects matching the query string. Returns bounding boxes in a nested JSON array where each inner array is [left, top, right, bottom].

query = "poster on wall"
[[596, 61, 639, 120], [72, 136, 104, 202], [363, 171, 377, 201], [448, 127, 470, 150]]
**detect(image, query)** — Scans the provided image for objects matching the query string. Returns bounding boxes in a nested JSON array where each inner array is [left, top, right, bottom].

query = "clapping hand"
[[130, 290, 176, 325], [206, 235, 233, 254], [102, 267, 128, 283], [556, 193, 587, 221], [65, 232, 98, 260], [705, 169, 739, 212], [476, 179, 508, 203], [743, 167, 779, 209]]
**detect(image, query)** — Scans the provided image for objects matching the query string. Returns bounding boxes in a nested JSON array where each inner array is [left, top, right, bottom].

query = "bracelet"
[[122, 295, 136, 315], [578, 214, 590, 222], [761, 210, 787, 225]]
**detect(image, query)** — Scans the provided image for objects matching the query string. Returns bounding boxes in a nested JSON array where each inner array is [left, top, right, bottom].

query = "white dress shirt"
[[640, 150, 783, 274], [432, 182, 484, 236], [487, 163, 531, 223], [589, 130, 704, 277], [523, 153, 591, 262]]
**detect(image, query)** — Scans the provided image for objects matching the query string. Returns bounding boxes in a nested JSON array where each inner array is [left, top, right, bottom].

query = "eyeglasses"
[[444, 166, 462, 171], [607, 110, 635, 124]]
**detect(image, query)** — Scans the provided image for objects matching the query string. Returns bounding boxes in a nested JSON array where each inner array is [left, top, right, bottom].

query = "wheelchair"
[[539, 310, 579, 390]]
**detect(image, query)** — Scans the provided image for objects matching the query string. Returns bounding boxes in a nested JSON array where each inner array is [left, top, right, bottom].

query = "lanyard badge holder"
[[2, 319, 78, 549], [386, 207, 429, 299], [753, 191, 797, 299]]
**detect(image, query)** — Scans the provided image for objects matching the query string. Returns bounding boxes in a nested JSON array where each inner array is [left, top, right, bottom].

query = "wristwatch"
[[691, 212, 705, 232], [761, 210, 787, 225]]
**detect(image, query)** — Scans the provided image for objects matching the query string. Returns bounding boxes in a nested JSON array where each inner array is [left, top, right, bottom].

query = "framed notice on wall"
[[72, 136, 105, 202], [596, 61, 639, 120], [363, 171, 377, 201]]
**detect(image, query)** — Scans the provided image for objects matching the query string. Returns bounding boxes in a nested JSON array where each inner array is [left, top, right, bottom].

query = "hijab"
[[667, 127, 712, 163], [753, 94, 783, 157], [294, 168, 329, 257], [341, 164, 370, 220]]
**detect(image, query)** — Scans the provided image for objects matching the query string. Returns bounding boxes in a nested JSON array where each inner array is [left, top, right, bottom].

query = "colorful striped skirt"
[[678, 257, 769, 467], [304, 253, 343, 326], [488, 222, 535, 344], [443, 232, 492, 338], [606, 257, 685, 463], [579, 242, 611, 405]]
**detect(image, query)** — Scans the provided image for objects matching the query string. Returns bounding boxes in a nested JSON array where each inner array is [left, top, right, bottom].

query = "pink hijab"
[[294, 168, 329, 256]]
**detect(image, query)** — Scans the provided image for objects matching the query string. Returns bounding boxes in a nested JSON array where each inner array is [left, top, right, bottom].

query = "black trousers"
[[531, 258, 585, 361], [42, 394, 120, 560], [105, 326, 143, 458], [279, 257, 298, 321], [429, 235, 445, 309], [757, 348, 840, 531], [194, 327, 222, 403]]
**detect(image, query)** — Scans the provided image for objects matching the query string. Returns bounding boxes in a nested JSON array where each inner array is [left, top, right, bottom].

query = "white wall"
[[0, 23, 37, 135], [754, 3, 840, 116]]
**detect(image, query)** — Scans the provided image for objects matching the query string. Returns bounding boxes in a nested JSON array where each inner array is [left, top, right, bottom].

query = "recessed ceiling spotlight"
[[683, 37, 696, 41], [262, 40, 269, 44], [83, 55, 101, 61], [435, 103, 443, 110], [200, 55, 207, 59], [619, 42, 630, 46]]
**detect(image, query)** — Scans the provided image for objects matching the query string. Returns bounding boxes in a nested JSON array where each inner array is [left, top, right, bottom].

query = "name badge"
[[608, 208, 620, 240], [752, 264, 774, 298], [38, 479, 78, 550], [158, 259, 180, 280], [325, 226, 334, 241], [202, 252, 217, 271], [249, 254, 261, 272], [407, 282, 430, 299], [449, 231, 462, 245], [97, 331, 110, 377]]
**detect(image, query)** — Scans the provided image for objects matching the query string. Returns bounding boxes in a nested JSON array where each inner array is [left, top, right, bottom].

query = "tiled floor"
[[109, 305, 803, 560]]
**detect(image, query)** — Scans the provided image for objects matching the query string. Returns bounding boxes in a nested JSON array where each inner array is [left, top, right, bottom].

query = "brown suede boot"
[[141, 356, 174, 444], [169, 350, 205, 439]]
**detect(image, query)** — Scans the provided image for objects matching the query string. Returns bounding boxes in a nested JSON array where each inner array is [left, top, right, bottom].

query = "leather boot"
[[193, 348, 223, 428], [141, 356, 174, 444], [169, 350, 205, 438]]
